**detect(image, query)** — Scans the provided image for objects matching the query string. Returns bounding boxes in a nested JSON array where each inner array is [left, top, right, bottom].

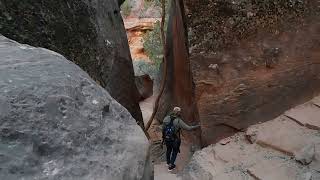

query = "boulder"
[[135, 74, 153, 101], [0, 0, 143, 126], [0, 35, 152, 180]]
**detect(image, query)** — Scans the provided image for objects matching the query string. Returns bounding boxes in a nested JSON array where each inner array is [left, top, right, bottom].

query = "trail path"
[[141, 94, 320, 179], [139, 96, 191, 180]]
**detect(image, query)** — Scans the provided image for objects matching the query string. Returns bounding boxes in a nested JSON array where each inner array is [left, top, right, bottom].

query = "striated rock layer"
[[0, 36, 152, 180], [185, 0, 320, 145], [182, 95, 320, 180], [0, 0, 143, 126]]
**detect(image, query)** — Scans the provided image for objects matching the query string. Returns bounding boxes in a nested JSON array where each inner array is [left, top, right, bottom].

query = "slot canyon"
[[0, 0, 320, 179]]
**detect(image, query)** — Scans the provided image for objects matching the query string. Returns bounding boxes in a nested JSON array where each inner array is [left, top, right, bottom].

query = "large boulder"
[[0, 36, 152, 180], [0, 0, 143, 126]]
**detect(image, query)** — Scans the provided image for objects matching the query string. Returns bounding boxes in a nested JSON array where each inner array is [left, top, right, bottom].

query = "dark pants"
[[165, 139, 181, 166]]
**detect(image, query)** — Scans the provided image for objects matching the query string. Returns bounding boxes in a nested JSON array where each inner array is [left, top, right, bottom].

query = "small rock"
[[246, 128, 259, 144], [294, 144, 315, 165], [220, 137, 232, 145]]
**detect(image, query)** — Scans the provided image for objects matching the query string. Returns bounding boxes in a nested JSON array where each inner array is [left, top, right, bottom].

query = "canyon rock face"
[[183, 95, 320, 180], [185, 0, 320, 145], [121, 0, 161, 18], [0, 0, 143, 126], [121, 0, 161, 62], [124, 18, 160, 62], [0, 36, 152, 180], [135, 74, 154, 101], [157, 0, 200, 144]]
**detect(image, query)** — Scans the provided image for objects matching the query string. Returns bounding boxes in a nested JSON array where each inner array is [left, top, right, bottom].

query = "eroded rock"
[[135, 74, 153, 101], [0, 0, 143, 126], [285, 102, 320, 130], [294, 144, 315, 165], [0, 36, 151, 180], [182, 98, 320, 180], [246, 116, 320, 155], [187, 0, 320, 146]]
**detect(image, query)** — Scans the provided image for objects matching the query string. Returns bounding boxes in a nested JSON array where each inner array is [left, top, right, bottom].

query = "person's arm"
[[178, 118, 200, 131]]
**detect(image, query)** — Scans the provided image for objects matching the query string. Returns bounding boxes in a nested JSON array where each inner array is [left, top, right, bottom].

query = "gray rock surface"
[[0, 35, 151, 180], [182, 95, 320, 180], [0, 0, 143, 126]]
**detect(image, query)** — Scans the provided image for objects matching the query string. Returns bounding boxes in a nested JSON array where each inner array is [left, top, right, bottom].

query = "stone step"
[[285, 102, 320, 130], [312, 96, 320, 107], [247, 157, 309, 180], [246, 116, 320, 156]]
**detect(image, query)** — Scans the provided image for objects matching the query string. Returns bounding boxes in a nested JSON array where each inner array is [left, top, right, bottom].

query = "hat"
[[173, 107, 181, 113]]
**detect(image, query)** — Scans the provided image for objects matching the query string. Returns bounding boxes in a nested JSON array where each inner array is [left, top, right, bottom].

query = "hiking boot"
[[168, 164, 176, 171]]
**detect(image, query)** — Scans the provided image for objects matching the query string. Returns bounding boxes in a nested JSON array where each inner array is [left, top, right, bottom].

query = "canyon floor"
[[140, 95, 320, 180]]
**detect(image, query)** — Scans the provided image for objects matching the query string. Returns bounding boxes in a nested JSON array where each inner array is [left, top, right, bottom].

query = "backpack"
[[163, 115, 177, 142]]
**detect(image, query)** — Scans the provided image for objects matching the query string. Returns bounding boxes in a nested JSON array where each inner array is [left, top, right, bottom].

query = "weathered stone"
[[187, 0, 320, 145], [285, 102, 320, 130], [247, 158, 302, 180], [246, 116, 320, 155], [0, 0, 143, 126], [124, 18, 160, 61], [185, 0, 319, 53], [0, 36, 151, 180], [213, 171, 254, 180], [182, 100, 320, 180], [182, 133, 290, 180], [310, 143, 320, 172], [294, 144, 315, 165], [312, 96, 320, 107], [157, 0, 200, 145], [135, 74, 153, 101]]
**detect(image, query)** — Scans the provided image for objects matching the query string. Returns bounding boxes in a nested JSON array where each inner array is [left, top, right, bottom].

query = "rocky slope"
[[182, 95, 320, 180], [0, 0, 143, 127], [184, 0, 320, 145], [0, 35, 152, 180]]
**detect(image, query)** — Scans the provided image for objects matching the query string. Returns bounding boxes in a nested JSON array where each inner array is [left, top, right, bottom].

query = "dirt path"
[[139, 95, 156, 126], [139, 96, 193, 179]]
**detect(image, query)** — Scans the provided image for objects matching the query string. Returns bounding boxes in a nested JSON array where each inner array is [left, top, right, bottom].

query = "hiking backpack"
[[163, 116, 177, 142]]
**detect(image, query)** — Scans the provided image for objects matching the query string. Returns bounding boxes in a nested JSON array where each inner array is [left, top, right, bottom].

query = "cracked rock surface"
[[182, 95, 320, 180], [0, 36, 151, 180]]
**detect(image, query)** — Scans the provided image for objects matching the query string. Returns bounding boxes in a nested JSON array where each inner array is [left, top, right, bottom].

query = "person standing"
[[162, 107, 200, 171]]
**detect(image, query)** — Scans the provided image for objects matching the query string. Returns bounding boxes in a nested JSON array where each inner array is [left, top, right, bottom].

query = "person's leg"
[[169, 139, 181, 168], [166, 142, 173, 165]]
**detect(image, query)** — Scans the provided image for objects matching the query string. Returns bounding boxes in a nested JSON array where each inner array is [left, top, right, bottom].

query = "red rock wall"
[[184, 0, 320, 146], [157, 0, 201, 144], [192, 16, 320, 146]]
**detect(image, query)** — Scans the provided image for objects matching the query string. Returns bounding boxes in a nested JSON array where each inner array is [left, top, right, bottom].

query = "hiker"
[[162, 107, 200, 171]]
